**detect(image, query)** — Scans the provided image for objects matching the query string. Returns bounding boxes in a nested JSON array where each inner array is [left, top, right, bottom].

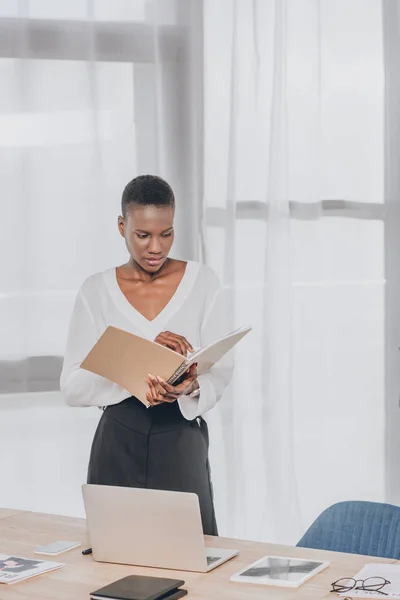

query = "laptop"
[[82, 484, 238, 572]]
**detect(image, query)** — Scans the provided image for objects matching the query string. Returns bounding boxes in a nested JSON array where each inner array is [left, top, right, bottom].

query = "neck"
[[126, 257, 170, 281]]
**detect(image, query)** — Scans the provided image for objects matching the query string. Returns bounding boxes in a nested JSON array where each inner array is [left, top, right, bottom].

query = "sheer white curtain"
[[203, 0, 384, 544], [0, 0, 198, 368], [1, 0, 385, 544]]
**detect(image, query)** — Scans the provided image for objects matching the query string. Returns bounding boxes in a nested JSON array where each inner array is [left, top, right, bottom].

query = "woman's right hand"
[[146, 363, 198, 406], [154, 331, 194, 356]]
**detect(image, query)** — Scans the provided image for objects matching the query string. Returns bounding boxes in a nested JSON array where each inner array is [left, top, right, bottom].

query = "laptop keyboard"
[[206, 556, 220, 565]]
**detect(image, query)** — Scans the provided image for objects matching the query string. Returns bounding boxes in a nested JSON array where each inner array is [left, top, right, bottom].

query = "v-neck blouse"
[[106, 261, 198, 338], [60, 261, 233, 420]]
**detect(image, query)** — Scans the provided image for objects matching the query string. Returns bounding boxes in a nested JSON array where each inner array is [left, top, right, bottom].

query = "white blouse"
[[60, 261, 233, 420]]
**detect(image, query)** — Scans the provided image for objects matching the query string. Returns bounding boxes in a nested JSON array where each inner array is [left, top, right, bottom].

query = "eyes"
[[136, 232, 173, 240]]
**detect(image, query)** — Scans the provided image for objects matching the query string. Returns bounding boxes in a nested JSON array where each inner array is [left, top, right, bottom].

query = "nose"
[[147, 236, 162, 254]]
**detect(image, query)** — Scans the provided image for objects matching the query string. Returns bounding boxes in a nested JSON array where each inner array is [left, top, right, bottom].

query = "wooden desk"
[[0, 510, 395, 600], [0, 508, 28, 520]]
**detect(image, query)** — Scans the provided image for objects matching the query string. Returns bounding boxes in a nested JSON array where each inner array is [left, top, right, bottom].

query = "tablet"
[[230, 555, 330, 588]]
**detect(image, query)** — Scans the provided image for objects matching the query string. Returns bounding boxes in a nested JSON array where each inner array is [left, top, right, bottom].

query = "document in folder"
[[80, 325, 251, 407]]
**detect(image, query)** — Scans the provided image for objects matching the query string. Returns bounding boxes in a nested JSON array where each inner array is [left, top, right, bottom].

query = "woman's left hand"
[[145, 364, 198, 406]]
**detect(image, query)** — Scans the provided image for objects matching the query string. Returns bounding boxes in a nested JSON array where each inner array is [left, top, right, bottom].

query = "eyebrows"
[[134, 226, 174, 234]]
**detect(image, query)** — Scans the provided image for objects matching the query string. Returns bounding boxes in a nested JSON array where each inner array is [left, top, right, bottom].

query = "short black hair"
[[121, 175, 175, 217]]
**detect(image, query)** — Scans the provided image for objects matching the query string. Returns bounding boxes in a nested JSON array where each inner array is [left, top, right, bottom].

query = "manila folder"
[[80, 326, 185, 407]]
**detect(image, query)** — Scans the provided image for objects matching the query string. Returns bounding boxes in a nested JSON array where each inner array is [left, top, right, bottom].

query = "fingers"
[[145, 376, 164, 405], [146, 392, 162, 406], [152, 374, 190, 399], [174, 363, 198, 385], [153, 374, 177, 394], [154, 332, 194, 356], [146, 375, 176, 404], [164, 371, 198, 396], [154, 376, 174, 396], [169, 337, 186, 356], [145, 360, 198, 407], [188, 363, 198, 377], [145, 378, 162, 406], [159, 333, 186, 356], [154, 333, 183, 355], [146, 394, 162, 407], [163, 331, 193, 354]]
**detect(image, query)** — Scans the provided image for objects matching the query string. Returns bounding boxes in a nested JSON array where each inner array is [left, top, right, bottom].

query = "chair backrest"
[[297, 501, 400, 559]]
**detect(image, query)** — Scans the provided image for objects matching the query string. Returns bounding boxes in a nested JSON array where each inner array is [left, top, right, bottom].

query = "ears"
[[117, 216, 125, 238]]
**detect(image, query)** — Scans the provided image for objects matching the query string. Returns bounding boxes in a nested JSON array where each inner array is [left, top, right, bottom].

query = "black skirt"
[[87, 397, 218, 536]]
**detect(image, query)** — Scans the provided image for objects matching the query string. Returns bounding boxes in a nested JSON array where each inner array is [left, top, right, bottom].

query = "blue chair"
[[297, 501, 400, 559]]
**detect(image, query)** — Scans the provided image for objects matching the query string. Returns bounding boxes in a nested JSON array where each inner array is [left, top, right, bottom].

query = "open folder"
[[80, 325, 251, 407]]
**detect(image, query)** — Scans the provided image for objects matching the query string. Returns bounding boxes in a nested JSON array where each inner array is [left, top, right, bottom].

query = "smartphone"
[[34, 540, 81, 555]]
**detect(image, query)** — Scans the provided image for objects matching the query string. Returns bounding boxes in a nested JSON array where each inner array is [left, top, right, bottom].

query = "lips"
[[145, 257, 163, 265]]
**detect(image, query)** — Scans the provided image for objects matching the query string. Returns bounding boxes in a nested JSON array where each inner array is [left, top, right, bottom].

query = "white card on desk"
[[34, 540, 81, 555]]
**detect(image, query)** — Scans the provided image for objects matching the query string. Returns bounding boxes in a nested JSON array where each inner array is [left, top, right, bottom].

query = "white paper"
[[0, 554, 64, 584], [339, 563, 400, 598]]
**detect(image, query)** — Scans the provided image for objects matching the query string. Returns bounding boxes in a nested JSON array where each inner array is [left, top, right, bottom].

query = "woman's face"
[[118, 205, 175, 273]]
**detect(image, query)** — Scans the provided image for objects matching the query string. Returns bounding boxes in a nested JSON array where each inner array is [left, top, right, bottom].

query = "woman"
[[60, 174, 232, 535]]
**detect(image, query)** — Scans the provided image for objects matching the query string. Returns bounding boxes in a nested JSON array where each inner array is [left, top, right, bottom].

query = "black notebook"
[[90, 575, 187, 600]]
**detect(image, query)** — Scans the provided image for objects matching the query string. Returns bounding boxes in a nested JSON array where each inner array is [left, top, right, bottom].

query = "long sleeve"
[[178, 273, 233, 420], [60, 290, 130, 408]]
